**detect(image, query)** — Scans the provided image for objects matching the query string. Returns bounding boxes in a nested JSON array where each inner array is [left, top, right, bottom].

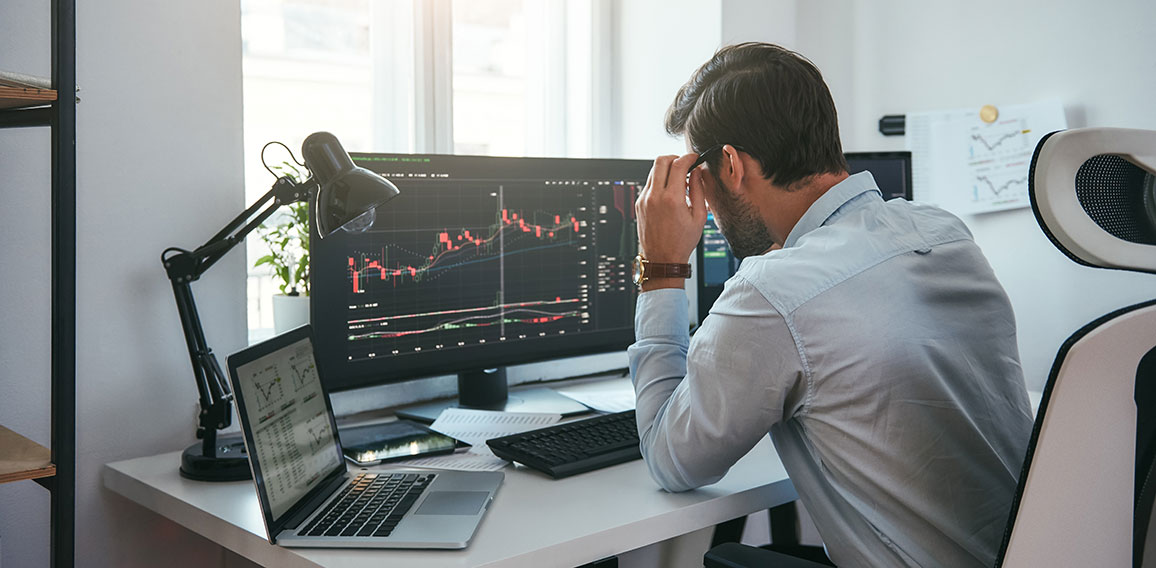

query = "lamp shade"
[[302, 131, 400, 237]]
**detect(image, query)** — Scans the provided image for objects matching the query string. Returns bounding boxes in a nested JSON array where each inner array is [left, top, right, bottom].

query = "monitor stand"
[[395, 367, 592, 424]]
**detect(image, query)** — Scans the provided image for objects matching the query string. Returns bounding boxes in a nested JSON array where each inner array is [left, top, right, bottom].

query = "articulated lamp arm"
[[160, 132, 399, 480], [161, 176, 313, 458]]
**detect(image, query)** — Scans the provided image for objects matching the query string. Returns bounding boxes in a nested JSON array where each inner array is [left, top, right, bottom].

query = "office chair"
[[704, 127, 1156, 568]]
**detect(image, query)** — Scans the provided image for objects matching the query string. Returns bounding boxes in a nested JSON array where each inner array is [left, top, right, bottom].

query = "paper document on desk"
[[398, 408, 561, 472], [392, 452, 509, 472], [554, 377, 636, 413]]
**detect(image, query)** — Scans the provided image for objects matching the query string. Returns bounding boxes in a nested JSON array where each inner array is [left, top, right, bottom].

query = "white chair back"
[[997, 127, 1156, 567]]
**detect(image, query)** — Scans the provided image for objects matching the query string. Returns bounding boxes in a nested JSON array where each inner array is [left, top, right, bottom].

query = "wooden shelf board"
[[0, 86, 57, 110], [0, 425, 56, 484]]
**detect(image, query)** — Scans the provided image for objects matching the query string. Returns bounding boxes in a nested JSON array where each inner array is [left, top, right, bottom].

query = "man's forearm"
[[628, 289, 691, 418], [627, 289, 700, 491]]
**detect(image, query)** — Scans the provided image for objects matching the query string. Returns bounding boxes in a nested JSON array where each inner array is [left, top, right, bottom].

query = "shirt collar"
[[782, 171, 881, 248]]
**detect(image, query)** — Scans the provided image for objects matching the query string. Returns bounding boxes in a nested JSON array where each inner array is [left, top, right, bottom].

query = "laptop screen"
[[232, 330, 345, 519]]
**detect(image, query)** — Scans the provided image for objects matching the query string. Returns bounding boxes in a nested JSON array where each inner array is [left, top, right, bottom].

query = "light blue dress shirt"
[[628, 172, 1033, 567]]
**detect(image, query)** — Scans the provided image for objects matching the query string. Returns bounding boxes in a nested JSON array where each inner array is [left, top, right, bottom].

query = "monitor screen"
[[844, 151, 913, 203], [696, 151, 913, 320], [311, 153, 646, 392]]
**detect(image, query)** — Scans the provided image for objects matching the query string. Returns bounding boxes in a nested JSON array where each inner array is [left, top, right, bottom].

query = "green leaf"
[[253, 197, 311, 295]]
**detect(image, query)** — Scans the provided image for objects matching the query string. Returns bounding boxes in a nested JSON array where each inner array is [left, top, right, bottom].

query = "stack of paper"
[[554, 377, 636, 413]]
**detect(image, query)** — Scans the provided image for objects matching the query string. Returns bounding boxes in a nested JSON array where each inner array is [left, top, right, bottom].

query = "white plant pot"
[[272, 294, 310, 334]]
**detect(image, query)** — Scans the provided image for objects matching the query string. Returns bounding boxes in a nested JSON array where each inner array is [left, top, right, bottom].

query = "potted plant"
[[255, 163, 311, 333]]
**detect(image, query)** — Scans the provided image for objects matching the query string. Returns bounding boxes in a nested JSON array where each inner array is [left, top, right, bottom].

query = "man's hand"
[[634, 154, 709, 291]]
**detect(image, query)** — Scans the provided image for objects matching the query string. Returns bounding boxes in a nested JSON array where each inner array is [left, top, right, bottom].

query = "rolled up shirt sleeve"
[[627, 280, 804, 492]]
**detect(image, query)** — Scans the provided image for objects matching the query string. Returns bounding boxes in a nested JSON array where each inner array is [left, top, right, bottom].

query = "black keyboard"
[[487, 410, 641, 479], [299, 472, 433, 538]]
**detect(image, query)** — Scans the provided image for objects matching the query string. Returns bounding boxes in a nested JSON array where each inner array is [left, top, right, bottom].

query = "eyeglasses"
[[688, 144, 748, 173]]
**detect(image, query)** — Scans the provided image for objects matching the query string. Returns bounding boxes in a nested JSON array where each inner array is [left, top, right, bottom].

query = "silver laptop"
[[227, 324, 503, 549]]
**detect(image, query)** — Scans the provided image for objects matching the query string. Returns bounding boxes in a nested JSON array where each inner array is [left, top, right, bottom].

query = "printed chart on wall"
[[905, 100, 1067, 215]]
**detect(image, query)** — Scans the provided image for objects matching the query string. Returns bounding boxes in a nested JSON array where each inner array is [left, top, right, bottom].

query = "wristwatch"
[[631, 254, 692, 289]]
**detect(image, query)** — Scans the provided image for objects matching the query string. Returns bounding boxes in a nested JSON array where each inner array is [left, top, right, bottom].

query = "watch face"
[[631, 255, 645, 287]]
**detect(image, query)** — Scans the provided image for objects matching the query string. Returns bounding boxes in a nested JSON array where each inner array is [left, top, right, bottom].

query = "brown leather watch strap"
[[647, 262, 691, 278]]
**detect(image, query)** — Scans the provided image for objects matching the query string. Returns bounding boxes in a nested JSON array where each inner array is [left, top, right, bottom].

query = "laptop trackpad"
[[415, 491, 489, 516]]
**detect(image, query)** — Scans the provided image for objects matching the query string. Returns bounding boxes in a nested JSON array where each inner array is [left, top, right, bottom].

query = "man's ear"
[[719, 144, 747, 195]]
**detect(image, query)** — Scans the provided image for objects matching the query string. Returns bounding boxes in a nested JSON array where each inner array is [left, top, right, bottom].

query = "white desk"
[[104, 437, 795, 568]]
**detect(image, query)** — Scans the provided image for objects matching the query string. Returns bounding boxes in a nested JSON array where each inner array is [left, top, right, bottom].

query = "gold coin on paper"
[[979, 105, 999, 123]]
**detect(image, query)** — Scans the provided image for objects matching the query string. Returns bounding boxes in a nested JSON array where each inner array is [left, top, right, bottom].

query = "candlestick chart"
[[330, 181, 636, 360], [347, 206, 582, 292]]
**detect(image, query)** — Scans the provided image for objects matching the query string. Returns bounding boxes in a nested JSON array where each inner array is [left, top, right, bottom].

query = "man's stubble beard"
[[710, 176, 776, 259]]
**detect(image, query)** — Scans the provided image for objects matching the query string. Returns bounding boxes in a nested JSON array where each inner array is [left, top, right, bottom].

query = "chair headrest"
[[1029, 127, 1156, 273]]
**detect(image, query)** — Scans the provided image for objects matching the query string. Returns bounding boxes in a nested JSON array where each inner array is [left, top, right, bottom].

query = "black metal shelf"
[[0, 0, 76, 566], [0, 106, 53, 128]]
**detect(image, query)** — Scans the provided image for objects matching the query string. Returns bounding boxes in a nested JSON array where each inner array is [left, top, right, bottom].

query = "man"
[[628, 42, 1033, 567]]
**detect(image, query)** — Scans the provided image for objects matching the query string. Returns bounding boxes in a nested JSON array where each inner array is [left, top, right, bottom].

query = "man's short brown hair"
[[665, 42, 847, 190]]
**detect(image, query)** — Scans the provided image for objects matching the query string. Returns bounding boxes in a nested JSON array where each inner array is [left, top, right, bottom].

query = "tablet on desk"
[[340, 419, 470, 467]]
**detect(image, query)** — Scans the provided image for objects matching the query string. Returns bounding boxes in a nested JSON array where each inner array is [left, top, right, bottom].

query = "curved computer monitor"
[[695, 151, 913, 323], [311, 152, 646, 419]]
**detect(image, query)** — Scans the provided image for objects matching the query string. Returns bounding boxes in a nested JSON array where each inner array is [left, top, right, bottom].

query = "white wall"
[[794, 0, 1156, 390], [721, 0, 795, 49], [611, 0, 723, 160], [1, 1, 249, 566]]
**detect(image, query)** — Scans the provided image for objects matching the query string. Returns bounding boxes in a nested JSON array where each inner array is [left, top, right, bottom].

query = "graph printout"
[[906, 100, 1067, 214]]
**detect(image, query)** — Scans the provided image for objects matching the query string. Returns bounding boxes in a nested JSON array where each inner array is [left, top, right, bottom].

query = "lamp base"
[[179, 434, 251, 482]]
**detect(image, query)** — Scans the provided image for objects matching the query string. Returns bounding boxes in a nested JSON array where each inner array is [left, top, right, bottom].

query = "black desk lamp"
[[162, 132, 400, 481]]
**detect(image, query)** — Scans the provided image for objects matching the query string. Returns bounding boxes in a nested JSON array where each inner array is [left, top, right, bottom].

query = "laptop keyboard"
[[299, 472, 434, 538]]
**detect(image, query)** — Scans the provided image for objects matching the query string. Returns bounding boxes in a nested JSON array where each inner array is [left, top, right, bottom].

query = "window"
[[241, 0, 602, 341], [452, 1, 595, 158], [452, 0, 528, 156]]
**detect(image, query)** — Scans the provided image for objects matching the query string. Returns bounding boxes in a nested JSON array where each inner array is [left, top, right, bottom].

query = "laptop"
[[227, 324, 503, 549]]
